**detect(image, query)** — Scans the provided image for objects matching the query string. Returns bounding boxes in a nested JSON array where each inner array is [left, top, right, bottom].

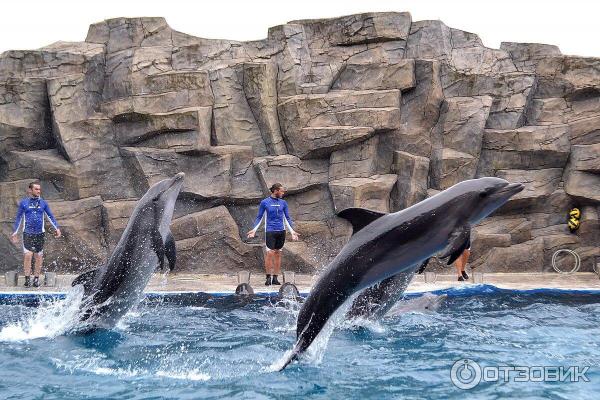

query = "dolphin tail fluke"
[[277, 351, 298, 372], [276, 338, 307, 371], [165, 231, 176, 271]]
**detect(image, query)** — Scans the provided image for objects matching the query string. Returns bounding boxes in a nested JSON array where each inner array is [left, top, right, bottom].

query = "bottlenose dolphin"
[[385, 293, 448, 317], [278, 177, 523, 370], [71, 172, 184, 330]]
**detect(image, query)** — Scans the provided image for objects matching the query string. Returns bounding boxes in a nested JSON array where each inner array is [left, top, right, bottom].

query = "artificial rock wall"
[[0, 12, 599, 274]]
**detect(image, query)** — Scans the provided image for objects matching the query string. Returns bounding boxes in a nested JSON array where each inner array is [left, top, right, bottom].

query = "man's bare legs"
[[22, 251, 42, 287], [34, 253, 43, 277], [23, 252, 33, 276], [454, 249, 471, 281], [271, 250, 282, 285], [273, 250, 282, 276], [263, 249, 283, 285], [264, 250, 273, 274], [265, 250, 274, 285]]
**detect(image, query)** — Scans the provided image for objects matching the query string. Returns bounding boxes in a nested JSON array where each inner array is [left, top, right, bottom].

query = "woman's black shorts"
[[265, 231, 286, 250], [23, 233, 45, 253]]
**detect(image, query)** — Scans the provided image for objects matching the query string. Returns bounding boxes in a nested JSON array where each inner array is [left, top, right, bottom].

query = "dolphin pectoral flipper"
[[72, 268, 100, 295], [165, 231, 176, 271], [439, 226, 471, 265], [416, 258, 431, 274], [337, 208, 386, 234], [151, 228, 165, 270]]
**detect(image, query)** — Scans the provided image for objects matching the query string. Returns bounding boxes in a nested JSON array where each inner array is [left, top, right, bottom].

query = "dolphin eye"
[[479, 191, 488, 198]]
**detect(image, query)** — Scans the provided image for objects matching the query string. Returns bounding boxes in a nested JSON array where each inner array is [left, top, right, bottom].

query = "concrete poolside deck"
[[1, 272, 600, 294]]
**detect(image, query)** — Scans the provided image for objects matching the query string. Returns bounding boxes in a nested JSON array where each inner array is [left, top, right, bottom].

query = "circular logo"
[[451, 359, 482, 389]]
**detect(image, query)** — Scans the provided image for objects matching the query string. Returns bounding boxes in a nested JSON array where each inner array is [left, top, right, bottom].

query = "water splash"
[[51, 352, 212, 382], [304, 297, 355, 365], [269, 293, 357, 370], [343, 316, 387, 334], [0, 286, 85, 341]]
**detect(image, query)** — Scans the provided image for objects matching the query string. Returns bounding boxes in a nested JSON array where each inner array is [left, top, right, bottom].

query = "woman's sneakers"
[[271, 275, 281, 285], [265, 274, 272, 286], [24, 276, 31, 287], [461, 271, 469, 280]]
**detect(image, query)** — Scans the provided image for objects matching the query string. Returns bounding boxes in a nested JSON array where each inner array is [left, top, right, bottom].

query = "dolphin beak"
[[168, 172, 185, 189], [498, 182, 524, 197], [173, 172, 185, 182], [507, 182, 524, 194]]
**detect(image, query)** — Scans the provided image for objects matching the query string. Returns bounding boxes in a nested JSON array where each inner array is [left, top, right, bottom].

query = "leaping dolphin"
[[278, 177, 523, 370], [71, 172, 184, 330]]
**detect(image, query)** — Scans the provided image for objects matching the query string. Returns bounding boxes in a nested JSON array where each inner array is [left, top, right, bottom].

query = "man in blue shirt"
[[247, 183, 298, 285], [10, 182, 62, 287]]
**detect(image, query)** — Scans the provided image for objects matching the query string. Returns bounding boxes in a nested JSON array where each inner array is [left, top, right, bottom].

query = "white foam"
[[156, 369, 210, 381], [344, 316, 387, 334], [52, 353, 212, 381], [0, 287, 85, 341]]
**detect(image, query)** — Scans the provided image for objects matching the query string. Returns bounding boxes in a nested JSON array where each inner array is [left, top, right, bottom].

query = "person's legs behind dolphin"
[[272, 249, 283, 285], [454, 249, 471, 281]]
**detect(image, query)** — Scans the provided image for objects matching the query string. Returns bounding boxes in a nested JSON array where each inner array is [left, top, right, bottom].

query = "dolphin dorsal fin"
[[337, 207, 387, 235]]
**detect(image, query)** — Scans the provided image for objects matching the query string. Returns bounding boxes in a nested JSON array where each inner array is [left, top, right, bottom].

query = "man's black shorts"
[[265, 231, 286, 250], [23, 233, 45, 253]]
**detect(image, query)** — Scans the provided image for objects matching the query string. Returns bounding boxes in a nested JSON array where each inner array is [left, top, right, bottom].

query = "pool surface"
[[0, 285, 598, 399]]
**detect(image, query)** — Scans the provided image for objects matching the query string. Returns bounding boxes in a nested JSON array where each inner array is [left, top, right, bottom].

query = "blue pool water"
[[0, 285, 599, 399]]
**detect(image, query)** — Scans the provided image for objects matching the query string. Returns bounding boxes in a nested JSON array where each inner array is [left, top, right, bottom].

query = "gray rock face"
[[253, 155, 328, 194], [478, 125, 571, 175], [171, 206, 262, 272], [393, 59, 443, 157], [496, 168, 563, 209], [329, 174, 398, 213], [242, 62, 288, 155], [101, 199, 138, 248], [391, 151, 429, 211], [295, 12, 412, 47], [0, 13, 598, 274], [430, 96, 492, 189], [332, 60, 415, 91], [277, 89, 401, 158], [569, 144, 600, 173], [329, 133, 394, 181], [0, 79, 53, 155]]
